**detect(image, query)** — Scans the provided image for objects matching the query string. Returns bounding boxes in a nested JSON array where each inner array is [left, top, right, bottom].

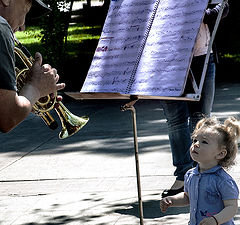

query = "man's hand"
[[27, 52, 65, 98]]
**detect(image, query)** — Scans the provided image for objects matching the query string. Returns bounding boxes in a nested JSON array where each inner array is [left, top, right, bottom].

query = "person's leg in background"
[[160, 54, 215, 198], [160, 100, 194, 198]]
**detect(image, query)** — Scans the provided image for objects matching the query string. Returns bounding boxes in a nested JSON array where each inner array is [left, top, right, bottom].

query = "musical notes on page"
[[81, 0, 155, 93], [129, 0, 209, 96]]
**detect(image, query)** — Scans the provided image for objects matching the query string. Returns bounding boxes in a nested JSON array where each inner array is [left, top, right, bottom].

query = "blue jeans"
[[160, 54, 216, 181]]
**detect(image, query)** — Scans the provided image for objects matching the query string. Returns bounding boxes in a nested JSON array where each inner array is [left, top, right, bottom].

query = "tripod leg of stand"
[[121, 98, 144, 225]]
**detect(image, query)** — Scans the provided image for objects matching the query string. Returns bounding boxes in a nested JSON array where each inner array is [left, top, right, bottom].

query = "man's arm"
[[0, 89, 35, 132], [0, 52, 65, 133]]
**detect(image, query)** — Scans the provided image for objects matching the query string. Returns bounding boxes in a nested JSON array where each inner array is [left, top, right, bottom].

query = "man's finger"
[[56, 95, 63, 102], [56, 83, 66, 91], [34, 52, 43, 67]]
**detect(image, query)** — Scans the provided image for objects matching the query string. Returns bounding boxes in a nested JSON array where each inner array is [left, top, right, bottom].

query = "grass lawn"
[[15, 24, 101, 57]]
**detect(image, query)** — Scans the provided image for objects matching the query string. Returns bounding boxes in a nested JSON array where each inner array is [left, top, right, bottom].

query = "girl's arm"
[[199, 199, 238, 225], [160, 192, 189, 213]]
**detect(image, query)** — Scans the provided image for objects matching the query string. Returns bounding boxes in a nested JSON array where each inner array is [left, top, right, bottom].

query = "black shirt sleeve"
[[0, 21, 17, 91]]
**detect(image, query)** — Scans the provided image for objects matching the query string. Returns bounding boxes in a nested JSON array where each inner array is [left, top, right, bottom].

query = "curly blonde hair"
[[193, 117, 240, 169]]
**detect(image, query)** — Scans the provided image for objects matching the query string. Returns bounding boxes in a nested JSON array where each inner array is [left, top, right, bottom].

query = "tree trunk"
[[87, 0, 91, 7], [103, 0, 110, 8]]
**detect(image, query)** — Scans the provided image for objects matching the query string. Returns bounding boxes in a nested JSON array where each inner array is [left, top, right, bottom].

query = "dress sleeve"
[[184, 171, 190, 193], [219, 178, 239, 200]]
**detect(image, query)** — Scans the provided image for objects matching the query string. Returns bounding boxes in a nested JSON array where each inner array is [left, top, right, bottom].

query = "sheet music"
[[81, 0, 209, 97], [129, 0, 209, 96], [81, 0, 156, 93]]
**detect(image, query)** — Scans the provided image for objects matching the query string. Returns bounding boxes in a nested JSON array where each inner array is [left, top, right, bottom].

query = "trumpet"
[[14, 39, 89, 139]]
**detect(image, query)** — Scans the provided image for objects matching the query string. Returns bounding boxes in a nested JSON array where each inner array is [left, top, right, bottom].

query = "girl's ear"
[[1, 0, 11, 7], [216, 147, 227, 160]]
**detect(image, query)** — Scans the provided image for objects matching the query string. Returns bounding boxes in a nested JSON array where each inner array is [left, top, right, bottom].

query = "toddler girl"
[[160, 117, 240, 225]]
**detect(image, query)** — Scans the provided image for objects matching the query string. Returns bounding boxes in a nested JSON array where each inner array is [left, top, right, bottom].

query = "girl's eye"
[[192, 138, 197, 143], [202, 140, 208, 144]]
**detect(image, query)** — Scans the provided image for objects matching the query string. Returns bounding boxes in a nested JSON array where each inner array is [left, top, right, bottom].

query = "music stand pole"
[[121, 96, 144, 225]]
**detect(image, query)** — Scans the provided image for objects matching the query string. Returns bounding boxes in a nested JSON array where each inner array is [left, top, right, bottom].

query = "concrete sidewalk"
[[0, 82, 240, 225]]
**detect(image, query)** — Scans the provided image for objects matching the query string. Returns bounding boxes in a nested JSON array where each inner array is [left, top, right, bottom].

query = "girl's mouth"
[[191, 149, 199, 154]]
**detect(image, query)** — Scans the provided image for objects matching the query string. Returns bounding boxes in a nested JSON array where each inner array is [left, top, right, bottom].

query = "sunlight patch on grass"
[[15, 25, 101, 45], [222, 53, 240, 62], [67, 25, 101, 42], [15, 27, 42, 44]]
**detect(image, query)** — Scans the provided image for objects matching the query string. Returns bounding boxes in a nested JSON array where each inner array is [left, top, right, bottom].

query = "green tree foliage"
[[217, 0, 240, 54], [39, 0, 74, 69], [215, 0, 240, 81]]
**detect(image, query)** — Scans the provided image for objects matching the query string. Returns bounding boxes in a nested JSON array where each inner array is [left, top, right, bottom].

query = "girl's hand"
[[160, 197, 173, 213], [199, 217, 218, 225]]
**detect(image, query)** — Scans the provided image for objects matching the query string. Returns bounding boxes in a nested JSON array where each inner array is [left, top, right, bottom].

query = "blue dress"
[[184, 165, 239, 225]]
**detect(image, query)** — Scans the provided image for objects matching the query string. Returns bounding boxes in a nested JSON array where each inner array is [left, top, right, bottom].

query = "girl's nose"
[[193, 140, 200, 147]]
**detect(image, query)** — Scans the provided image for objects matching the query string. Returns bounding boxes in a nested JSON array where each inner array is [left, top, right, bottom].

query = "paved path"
[[0, 82, 240, 224]]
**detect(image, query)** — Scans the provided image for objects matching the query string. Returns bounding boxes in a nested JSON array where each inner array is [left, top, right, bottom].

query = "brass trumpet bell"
[[56, 102, 89, 139]]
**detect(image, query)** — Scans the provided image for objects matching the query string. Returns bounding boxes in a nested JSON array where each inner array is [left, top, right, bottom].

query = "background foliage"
[[214, 0, 240, 81], [39, 0, 73, 70]]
